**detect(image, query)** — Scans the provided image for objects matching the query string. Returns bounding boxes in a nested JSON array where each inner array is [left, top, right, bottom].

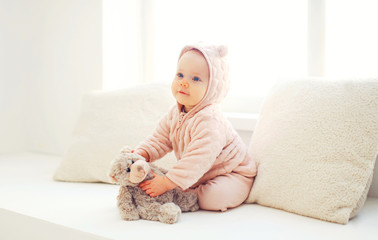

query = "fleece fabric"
[[54, 83, 176, 183], [246, 78, 378, 224], [136, 43, 256, 190]]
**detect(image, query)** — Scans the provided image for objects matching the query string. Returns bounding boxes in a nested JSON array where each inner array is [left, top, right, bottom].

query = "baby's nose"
[[179, 81, 189, 88]]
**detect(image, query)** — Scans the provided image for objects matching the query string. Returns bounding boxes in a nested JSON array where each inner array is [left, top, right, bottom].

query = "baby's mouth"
[[179, 91, 189, 95]]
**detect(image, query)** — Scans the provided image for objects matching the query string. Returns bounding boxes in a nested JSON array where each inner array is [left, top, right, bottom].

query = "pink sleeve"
[[166, 117, 224, 190], [135, 112, 173, 162]]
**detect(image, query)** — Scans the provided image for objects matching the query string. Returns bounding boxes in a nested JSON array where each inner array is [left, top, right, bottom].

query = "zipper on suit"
[[178, 112, 185, 125], [175, 112, 186, 143]]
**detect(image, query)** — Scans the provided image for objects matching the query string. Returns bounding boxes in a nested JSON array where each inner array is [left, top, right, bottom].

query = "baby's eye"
[[177, 73, 184, 78], [192, 76, 200, 81]]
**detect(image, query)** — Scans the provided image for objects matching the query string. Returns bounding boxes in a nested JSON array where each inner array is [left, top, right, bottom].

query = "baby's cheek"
[[171, 80, 177, 94]]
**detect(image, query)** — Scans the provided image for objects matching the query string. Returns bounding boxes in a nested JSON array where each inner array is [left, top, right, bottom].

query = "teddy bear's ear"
[[120, 145, 132, 154], [107, 163, 117, 183]]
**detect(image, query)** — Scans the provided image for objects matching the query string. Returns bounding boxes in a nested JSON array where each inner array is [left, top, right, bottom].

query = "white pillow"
[[54, 83, 176, 183], [246, 78, 378, 224], [369, 157, 378, 197]]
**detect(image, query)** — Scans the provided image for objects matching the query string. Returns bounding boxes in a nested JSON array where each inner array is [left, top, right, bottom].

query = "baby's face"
[[171, 50, 209, 112]]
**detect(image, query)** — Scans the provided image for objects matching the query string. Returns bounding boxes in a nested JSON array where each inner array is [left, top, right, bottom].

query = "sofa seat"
[[1, 153, 377, 240]]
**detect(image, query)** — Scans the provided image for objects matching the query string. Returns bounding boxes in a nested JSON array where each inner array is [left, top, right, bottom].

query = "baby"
[[134, 43, 257, 211]]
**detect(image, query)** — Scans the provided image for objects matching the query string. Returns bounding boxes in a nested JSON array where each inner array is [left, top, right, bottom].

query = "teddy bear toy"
[[108, 146, 199, 224]]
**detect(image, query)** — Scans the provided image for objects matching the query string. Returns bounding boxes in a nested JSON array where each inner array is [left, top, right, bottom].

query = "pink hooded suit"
[[136, 43, 257, 211]]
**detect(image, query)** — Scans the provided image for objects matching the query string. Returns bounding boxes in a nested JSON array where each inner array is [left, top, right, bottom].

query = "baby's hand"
[[139, 172, 177, 197], [132, 149, 150, 162]]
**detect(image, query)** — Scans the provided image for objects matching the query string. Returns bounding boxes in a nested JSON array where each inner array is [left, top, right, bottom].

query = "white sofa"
[[1, 80, 378, 240], [1, 152, 378, 239]]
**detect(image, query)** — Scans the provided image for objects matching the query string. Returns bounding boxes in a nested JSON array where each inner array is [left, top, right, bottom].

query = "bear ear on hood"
[[217, 45, 228, 58]]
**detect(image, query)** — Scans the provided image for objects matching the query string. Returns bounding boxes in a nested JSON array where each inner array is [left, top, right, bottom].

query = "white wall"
[[102, 0, 143, 90], [0, 0, 102, 155]]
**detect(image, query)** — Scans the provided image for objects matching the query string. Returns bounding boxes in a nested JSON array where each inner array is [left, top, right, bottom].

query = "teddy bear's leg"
[[158, 203, 181, 224], [117, 186, 139, 221], [173, 190, 199, 212], [137, 202, 161, 221]]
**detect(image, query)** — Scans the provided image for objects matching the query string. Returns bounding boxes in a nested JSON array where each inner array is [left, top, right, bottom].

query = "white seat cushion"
[[1, 153, 378, 240]]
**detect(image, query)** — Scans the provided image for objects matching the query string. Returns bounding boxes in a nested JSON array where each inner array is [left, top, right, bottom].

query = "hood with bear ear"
[[177, 43, 230, 115]]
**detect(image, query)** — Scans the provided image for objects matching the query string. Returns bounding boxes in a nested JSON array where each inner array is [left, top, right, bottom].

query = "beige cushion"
[[54, 83, 176, 183], [369, 157, 378, 197], [245, 78, 378, 224]]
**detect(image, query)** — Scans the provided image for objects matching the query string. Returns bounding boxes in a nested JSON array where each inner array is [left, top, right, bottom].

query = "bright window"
[[102, 0, 142, 90], [102, 0, 378, 114], [325, 0, 378, 77], [151, 0, 308, 112]]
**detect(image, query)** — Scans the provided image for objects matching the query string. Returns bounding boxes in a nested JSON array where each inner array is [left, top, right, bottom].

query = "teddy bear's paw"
[[158, 203, 181, 224]]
